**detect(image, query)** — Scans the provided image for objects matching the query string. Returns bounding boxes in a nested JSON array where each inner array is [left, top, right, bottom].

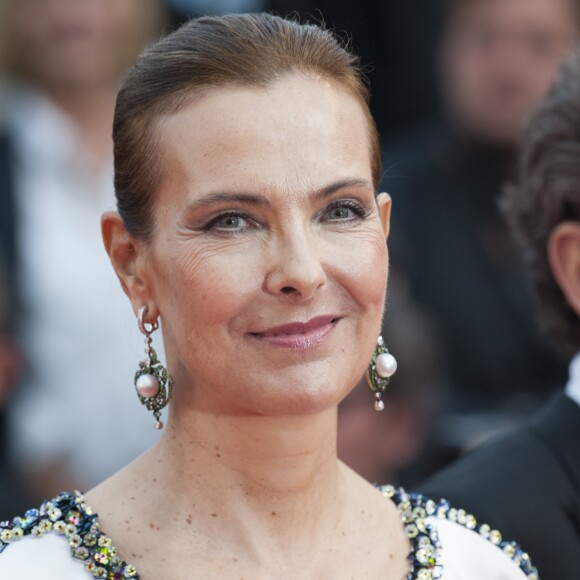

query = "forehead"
[[155, 73, 373, 203]]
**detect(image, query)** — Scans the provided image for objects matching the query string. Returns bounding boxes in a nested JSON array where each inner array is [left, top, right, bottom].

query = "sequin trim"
[[379, 485, 540, 580], [0, 491, 139, 579], [1, 488, 540, 579]]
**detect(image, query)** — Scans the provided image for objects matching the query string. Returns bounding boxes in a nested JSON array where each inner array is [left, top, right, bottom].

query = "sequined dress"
[[0, 486, 539, 579]]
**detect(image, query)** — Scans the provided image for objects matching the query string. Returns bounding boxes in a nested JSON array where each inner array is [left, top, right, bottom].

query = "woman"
[[0, 14, 539, 579]]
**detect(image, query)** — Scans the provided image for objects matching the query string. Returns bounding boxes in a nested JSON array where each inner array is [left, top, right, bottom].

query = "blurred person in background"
[[384, 0, 579, 455], [420, 48, 580, 580], [0, 0, 165, 516]]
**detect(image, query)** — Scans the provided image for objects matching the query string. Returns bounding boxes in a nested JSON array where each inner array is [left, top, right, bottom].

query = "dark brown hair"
[[502, 48, 580, 354], [113, 12, 379, 240]]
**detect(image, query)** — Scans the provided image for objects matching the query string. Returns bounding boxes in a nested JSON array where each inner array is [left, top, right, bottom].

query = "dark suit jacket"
[[417, 392, 580, 580]]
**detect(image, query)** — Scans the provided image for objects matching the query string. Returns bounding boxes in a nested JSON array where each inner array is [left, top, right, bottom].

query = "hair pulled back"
[[113, 12, 379, 240]]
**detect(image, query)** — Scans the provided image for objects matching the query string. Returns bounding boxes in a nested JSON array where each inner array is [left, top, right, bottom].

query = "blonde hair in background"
[[0, 0, 166, 81]]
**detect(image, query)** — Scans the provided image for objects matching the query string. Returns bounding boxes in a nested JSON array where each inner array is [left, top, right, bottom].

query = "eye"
[[321, 200, 368, 222], [216, 214, 244, 229], [327, 206, 354, 220], [205, 212, 253, 232]]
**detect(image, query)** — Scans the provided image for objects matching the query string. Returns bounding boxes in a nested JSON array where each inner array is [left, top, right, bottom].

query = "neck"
[[139, 407, 349, 560], [165, 405, 339, 489], [43, 81, 118, 163]]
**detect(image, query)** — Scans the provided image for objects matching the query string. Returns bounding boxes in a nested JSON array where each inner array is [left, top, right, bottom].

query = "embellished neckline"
[[378, 485, 539, 580], [0, 487, 540, 579], [1, 491, 138, 579]]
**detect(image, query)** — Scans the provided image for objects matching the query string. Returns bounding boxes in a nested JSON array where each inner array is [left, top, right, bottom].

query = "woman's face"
[[136, 73, 390, 417]]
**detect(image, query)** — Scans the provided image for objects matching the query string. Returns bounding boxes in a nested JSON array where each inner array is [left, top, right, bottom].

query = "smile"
[[249, 315, 340, 349]]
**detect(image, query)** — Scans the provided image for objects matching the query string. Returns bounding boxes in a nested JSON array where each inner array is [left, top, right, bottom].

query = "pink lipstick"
[[250, 315, 339, 349]]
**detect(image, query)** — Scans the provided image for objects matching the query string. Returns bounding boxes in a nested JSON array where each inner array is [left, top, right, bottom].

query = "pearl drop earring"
[[134, 305, 173, 429], [366, 335, 397, 411]]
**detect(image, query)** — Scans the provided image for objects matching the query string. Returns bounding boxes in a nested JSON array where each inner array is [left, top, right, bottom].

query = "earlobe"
[[548, 221, 580, 316], [377, 192, 392, 239], [101, 211, 151, 314]]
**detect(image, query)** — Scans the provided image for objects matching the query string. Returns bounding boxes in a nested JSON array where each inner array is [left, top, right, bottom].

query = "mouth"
[[249, 315, 340, 349]]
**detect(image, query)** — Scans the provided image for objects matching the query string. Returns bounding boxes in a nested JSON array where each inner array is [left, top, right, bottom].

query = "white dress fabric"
[[0, 488, 538, 579], [432, 518, 529, 579], [565, 352, 580, 407]]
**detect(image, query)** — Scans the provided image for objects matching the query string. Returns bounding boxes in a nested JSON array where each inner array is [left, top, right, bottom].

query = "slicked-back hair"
[[113, 12, 379, 240], [502, 48, 580, 354]]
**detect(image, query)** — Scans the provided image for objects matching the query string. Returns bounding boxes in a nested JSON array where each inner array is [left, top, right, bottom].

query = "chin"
[[244, 369, 357, 417]]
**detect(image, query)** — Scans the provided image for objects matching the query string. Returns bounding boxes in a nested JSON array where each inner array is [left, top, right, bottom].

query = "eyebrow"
[[188, 178, 374, 209], [191, 192, 269, 208], [312, 178, 374, 201]]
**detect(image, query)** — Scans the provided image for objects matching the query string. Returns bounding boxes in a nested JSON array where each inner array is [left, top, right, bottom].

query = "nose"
[[264, 228, 327, 301]]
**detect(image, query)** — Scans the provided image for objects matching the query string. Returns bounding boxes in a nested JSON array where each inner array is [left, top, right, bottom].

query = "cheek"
[[326, 228, 388, 315], [322, 227, 389, 386], [152, 241, 261, 348]]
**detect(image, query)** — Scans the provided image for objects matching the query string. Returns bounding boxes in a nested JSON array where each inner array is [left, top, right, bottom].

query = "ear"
[[101, 212, 157, 318], [377, 192, 392, 239], [548, 221, 580, 316]]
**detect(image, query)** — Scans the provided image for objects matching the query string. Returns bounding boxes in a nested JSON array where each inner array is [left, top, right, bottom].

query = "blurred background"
[[0, 0, 576, 520]]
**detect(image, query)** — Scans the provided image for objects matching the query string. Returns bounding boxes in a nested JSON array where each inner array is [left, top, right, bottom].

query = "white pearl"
[[136, 373, 160, 398], [376, 352, 397, 378], [374, 399, 385, 411]]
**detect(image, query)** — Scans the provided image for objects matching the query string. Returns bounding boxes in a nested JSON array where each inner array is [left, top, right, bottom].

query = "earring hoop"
[[138, 306, 159, 335], [134, 305, 173, 430]]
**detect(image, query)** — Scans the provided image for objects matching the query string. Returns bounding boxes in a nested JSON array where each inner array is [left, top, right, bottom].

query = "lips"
[[249, 315, 340, 349]]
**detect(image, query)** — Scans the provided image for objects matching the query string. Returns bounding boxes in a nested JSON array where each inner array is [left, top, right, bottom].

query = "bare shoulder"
[[340, 463, 404, 530], [339, 464, 411, 578], [83, 449, 154, 524]]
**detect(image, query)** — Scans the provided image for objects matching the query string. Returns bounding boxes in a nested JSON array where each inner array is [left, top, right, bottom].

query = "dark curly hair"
[[502, 48, 580, 355]]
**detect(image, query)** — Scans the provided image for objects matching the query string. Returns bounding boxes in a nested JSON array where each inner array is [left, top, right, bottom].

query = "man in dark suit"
[[418, 49, 580, 580]]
